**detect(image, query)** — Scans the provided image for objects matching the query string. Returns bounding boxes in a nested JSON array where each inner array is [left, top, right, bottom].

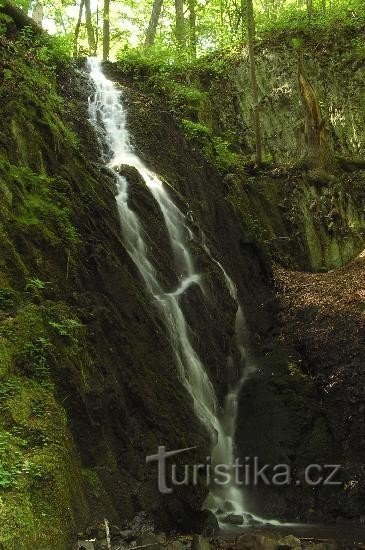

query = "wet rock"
[[119, 164, 178, 291], [119, 529, 136, 542], [277, 534, 301, 549], [224, 513, 243, 525], [78, 542, 95, 550], [191, 534, 211, 550], [132, 511, 155, 535]]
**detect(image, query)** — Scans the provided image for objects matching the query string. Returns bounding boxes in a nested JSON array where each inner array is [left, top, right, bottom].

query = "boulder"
[[225, 513, 244, 525], [277, 534, 301, 549]]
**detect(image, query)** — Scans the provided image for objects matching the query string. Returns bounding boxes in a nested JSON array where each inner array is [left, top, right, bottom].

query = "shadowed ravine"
[[87, 57, 277, 528]]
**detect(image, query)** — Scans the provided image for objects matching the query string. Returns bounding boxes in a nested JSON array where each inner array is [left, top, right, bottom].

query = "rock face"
[[0, 28, 276, 547], [113, 33, 365, 272], [211, 38, 365, 271], [0, 36, 224, 546], [1, 21, 365, 550], [227, 170, 365, 272]]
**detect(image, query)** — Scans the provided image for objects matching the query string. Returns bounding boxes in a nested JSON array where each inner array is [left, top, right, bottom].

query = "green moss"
[[0, 301, 90, 548], [0, 34, 91, 548]]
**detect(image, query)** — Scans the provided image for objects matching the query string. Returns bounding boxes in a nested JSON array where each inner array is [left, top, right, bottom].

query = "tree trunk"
[[103, 0, 110, 60], [245, 0, 262, 164], [31, 1, 43, 27], [175, 0, 185, 48], [73, 0, 85, 58], [298, 61, 334, 171], [95, 3, 99, 52], [85, 0, 96, 56], [0, 0, 41, 33], [144, 0, 163, 47], [188, 0, 197, 58], [306, 0, 313, 16]]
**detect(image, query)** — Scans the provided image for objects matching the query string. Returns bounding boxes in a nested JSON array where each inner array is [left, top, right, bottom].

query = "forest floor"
[[273, 250, 365, 503], [273, 251, 365, 384]]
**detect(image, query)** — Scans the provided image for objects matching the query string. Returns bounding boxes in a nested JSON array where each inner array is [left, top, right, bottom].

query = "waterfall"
[[87, 57, 275, 528]]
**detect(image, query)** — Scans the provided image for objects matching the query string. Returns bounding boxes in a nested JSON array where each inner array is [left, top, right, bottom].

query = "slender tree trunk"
[[188, 0, 197, 58], [95, 3, 99, 52], [144, 0, 163, 47], [85, 0, 96, 55], [245, 0, 262, 163], [73, 0, 85, 57], [103, 0, 110, 60], [175, 0, 185, 48], [32, 0, 43, 27], [306, 0, 313, 16]]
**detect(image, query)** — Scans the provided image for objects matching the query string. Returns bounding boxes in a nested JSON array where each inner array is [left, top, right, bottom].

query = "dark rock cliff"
[[103, 62, 364, 525], [0, 21, 364, 549], [0, 32, 274, 547]]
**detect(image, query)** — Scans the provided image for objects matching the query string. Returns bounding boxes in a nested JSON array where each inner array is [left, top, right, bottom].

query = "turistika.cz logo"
[[146, 446, 342, 494]]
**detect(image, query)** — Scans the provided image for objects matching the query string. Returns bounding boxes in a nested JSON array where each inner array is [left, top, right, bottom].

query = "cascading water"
[[87, 57, 276, 528], [201, 241, 266, 526]]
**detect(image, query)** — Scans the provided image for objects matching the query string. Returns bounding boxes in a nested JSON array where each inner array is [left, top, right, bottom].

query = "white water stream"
[[87, 57, 276, 527]]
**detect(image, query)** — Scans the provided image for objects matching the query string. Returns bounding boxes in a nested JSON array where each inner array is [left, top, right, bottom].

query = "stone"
[[277, 534, 301, 549], [132, 512, 154, 535], [78, 542, 95, 550], [224, 513, 243, 525], [191, 534, 211, 550], [119, 529, 136, 542]]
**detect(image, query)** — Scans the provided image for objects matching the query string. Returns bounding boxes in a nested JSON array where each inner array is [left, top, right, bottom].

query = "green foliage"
[[0, 432, 27, 489], [170, 82, 206, 106], [37, 34, 73, 66], [19, 337, 54, 383], [211, 136, 241, 172], [2, 164, 79, 252], [117, 45, 180, 75], [25, 277, 47, 295], [0, 288, 20, 313], [258, 0, 365, 41], [11, 0, 32, 11], [182, 119, 212, 141], [181, 120, 242, 173], [0, 12, 12, 35], [49, 318, 83, 339]]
